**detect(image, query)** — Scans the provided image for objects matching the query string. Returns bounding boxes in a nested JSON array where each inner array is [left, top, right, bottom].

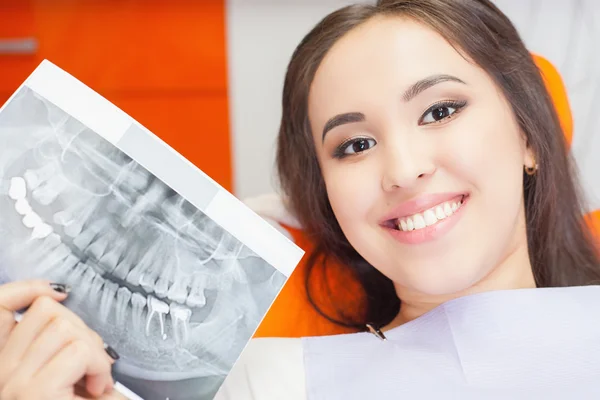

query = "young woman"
[[1, 0, 599, 399], [216, 0, 600, 398]]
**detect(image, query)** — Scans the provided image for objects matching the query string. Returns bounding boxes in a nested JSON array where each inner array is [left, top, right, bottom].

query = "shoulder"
[[214, 337, 306, 400]]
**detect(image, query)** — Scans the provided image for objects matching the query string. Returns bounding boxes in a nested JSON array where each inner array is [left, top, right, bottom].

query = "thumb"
[[0, 280, 69, 312]]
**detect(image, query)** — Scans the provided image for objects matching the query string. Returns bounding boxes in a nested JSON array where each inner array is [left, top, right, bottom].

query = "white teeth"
[[99, 281, 118, 323], [14, 198, 32, 215], [400, 220, 408, 231], [130, 292, 147, 332], [115, 287, 132, 326], [413, 214, 426, 230], [22, 212, 43, 228], [444, 203, 453, 216], [9, 177, 27, 200], [31, 223, 54, 239], [146, 296, 169, 340], [435, 206, 446, 220], [397, 197, 465, 232], [423, 210, 437, 226], [170, 303, 192, 346]]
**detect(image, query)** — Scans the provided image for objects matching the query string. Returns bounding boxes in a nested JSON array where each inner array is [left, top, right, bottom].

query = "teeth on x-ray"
[[89, 273, 105, 300], [35, 243, 71, 276], [122, 179, 168, 228], [99, 281, 119, 323], [166, 276, 190, 304], [14, 198, 32, 215], [112, 251, 135, 280], [186, 274, 207, 308], [169, 303, 192, 346], [72, 218, 111, 250], [8, 177, 27, 200], [80, 262, 98, 287], [126, 243, 161, 288], [1, 86, 290, 396], [98, 239, 126, 272], [115, 287, 133, 326], [146, 295, 170, 340], [131, 292, 147, 333], [86, 233, 112, 260], [23, 162, 59, 190], [64, 262, 88, 287], [152, 258, 176, 299], [22, 211, 43, 228], [55, 199, 99, 233], [32, 175, 69, 205], [31, 223, 54, 240]]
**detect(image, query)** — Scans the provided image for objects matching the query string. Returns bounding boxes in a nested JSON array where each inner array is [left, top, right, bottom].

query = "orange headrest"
[[532, 53, 573, 148]]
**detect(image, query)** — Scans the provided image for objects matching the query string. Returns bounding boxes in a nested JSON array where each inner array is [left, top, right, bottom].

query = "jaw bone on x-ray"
[[0, 61, 303, 400]]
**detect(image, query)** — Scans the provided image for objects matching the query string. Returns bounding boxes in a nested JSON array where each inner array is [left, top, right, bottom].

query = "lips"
[[381, 192, 469, 224]]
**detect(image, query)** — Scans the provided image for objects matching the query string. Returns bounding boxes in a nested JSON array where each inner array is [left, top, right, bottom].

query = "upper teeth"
[[397, 198, 464, 232]]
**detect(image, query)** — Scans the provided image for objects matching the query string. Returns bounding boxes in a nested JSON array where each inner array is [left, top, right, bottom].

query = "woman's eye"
[[334, 138, 376, 158], [420, 100, 467, 125]]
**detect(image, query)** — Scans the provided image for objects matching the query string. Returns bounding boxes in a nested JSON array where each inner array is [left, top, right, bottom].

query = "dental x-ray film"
[[0, 60, 304, 400]]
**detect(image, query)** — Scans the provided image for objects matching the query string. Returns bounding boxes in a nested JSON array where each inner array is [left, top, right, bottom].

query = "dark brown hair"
[[276, 0, 600, 330]]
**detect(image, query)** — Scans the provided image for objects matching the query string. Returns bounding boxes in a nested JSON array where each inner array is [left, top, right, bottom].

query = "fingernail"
[[49, 283, 71, 294], [104, 344, 120, 360]]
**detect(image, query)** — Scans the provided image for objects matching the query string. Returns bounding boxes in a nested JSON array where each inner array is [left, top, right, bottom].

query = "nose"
[[381, 138, 436, 192]]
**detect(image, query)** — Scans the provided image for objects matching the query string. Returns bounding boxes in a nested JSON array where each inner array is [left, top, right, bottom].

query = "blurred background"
[[1, 0, 599, 212]]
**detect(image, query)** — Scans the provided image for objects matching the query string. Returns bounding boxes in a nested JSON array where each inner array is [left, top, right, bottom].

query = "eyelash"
[[332, 99, 468, 159], [419, 99, 468, 125]]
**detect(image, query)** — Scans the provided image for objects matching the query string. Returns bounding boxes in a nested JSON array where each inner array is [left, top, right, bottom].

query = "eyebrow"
[[401, 74, 466, 102], [321, 74, 466, 142]]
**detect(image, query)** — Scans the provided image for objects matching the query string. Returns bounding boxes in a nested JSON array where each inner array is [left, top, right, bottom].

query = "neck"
[[384, 234, 536, 331]]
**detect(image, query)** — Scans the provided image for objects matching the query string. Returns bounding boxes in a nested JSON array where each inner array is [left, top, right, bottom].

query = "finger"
[[0, 296, 87, 366], [11, 317, 81, 380], [34, 339, 113, 398], [0, 280, 69, 312]]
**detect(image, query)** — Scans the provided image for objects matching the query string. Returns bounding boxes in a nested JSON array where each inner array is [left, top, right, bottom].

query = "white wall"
[[226, 0, 600, 211]]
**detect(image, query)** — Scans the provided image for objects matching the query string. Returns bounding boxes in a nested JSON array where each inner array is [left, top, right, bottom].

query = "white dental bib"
[[302, 285, 600, 400]]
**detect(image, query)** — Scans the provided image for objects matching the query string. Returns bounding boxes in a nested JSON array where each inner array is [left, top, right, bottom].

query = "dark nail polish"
[[104, 344, 120, 360], [49, 283, 71, 294]]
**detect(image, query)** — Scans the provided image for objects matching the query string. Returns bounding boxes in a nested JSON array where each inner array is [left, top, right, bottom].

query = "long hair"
[[276, 0, 600, 330]]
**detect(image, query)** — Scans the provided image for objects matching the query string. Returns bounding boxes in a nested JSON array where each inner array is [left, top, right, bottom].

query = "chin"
[[397, 263, 489, 298]]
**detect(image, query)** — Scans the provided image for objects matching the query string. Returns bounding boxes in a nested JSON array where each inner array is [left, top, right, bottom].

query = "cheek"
[[445, 109, 525, 193], [322, 161, 380, 233]]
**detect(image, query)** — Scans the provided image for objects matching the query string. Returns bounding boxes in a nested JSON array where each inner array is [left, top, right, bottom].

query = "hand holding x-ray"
[[0, 280, 116, 399]]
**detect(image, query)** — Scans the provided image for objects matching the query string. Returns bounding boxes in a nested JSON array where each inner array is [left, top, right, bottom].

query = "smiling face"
[[308, 16, 535, 297]]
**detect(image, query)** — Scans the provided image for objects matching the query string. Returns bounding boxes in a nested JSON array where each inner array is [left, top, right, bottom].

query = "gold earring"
[[525, 157, 538, 176]]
